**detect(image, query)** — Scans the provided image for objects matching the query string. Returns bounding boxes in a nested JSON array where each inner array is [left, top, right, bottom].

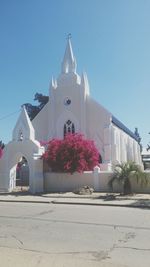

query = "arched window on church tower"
[[64, 120, 75, 137], [18, 130, 23, 141]]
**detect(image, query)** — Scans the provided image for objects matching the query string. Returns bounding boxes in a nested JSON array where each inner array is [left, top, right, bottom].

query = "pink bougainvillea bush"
[[0, 147, 3, 159], [42, 133, 100, 173], [0, 141, 4, 159]]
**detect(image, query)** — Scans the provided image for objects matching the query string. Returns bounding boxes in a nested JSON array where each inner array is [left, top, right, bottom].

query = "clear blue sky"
[[0, 0, 150, 147]]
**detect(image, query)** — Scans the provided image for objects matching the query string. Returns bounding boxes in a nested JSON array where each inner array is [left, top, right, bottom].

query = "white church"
[[0, 38, 142, 193]]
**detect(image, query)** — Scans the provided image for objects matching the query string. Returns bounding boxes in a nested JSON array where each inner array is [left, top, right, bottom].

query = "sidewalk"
[[0, 189, 150, 209]]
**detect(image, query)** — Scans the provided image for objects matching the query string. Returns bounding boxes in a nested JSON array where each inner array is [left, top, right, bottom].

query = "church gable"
[[12, 106, 35, 141]]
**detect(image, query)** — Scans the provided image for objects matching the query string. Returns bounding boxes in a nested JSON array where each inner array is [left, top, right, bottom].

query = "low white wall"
[[97, 172, 117, 192], [44, 171, 113, 193], [130, 172, 150, 193], [44, 171, 150, 194], [44, 172, 94, 193]]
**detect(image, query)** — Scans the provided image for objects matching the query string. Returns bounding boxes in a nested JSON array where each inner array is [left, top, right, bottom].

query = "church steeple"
[[61, 35, 77, 74]]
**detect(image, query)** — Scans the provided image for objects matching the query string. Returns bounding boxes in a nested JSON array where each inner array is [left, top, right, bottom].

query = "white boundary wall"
[[44, 170, 150, 194], [44, 171, 113, 193]]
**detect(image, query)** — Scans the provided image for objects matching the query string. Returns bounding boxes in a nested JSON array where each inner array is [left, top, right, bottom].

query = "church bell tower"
[[48, 36, 90, 140]]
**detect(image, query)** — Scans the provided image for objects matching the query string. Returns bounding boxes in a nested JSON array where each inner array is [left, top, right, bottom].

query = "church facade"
[[32, 38, 142, 170], [0, 38, 142, 193]]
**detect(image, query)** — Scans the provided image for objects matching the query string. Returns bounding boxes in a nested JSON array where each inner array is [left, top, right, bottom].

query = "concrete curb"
[[0, 199, 52, 204], [0, 198, 149, 209], [51, 200, 150, 209]]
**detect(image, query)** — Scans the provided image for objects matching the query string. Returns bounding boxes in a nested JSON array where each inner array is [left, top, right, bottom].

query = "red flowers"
[[42, 133, 100, 173], [0, 147, 3, 159]]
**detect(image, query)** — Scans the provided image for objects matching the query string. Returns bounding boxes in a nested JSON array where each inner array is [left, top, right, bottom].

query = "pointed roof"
[[81, 72, 90, 95], [49, 77, 57, 97], [61, 36, 77, 74], [50, 76, 55, 88], [12, 106, 35, 141]]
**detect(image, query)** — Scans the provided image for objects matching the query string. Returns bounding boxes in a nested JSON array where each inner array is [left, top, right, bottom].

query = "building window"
[[18, 130, 23, 141], [64, 97, 71, 106], [64, 120, 75, 137]]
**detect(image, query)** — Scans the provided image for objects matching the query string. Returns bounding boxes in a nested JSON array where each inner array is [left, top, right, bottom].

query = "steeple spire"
[[81, 72, 90, 96], [61, 34, 77, 74]]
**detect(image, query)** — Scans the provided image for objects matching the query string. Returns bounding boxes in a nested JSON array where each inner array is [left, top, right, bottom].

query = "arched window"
[[18, 130, 23, 141], [64, 120, 75, 137]]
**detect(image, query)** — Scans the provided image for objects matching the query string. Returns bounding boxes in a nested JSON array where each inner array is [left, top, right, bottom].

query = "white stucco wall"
[[111, 123, 142, 167], [44, 170, 150, 194], [86, 97, 112, 164], [32, 103, 49, 142], [44, 172, 94, 192], [44, 171, 113, 193]]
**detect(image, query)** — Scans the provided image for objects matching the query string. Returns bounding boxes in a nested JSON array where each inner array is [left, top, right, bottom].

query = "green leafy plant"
[[108, 161, 147, 195]]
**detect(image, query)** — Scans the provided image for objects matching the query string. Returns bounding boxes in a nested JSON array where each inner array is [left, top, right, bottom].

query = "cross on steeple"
[[67, 33, 72, 40], [62, 34, 77, 74]]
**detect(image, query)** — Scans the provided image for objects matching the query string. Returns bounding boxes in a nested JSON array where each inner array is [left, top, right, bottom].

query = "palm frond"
[[108, 161, 145, 194]]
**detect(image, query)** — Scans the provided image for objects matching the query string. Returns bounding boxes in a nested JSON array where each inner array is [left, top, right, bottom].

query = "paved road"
[[0, 202, 150, 267]]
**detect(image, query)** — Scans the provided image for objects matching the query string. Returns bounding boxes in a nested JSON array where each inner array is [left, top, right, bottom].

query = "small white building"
[[0, 38, 142, 193]]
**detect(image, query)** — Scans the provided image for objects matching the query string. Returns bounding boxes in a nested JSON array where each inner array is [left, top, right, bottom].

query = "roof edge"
[[112, 116, 138, 142]]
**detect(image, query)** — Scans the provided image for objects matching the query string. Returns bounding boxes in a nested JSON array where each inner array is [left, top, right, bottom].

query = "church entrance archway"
[[0, 137, 44, 193], [0, 105, 44, 193], [9, 152, 31, 193], [16, 156, 29, 191]]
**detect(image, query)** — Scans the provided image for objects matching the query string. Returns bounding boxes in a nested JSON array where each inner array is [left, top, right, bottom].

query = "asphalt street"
[[0, 202, 150, 267]]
